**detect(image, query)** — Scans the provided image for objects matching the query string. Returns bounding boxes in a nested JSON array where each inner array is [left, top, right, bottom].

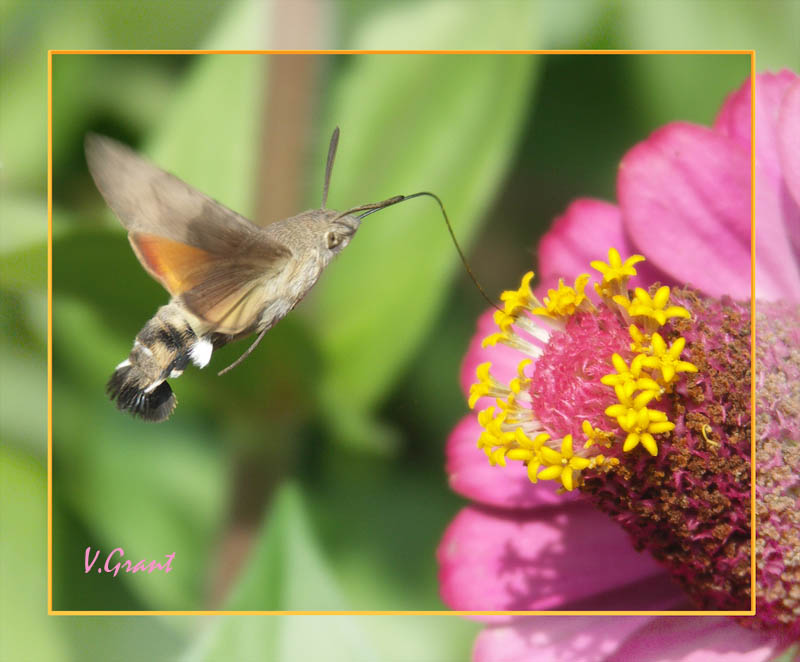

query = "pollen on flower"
[[470, 248, 702, 495], [581, 289, 753, 612], [581, 420, 614, 449], [628, 325, 651, 353], [750, 302, 800, 636]]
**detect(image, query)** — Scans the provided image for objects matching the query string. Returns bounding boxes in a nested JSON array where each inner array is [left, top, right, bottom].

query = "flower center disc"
[[530, 307, 629, 440]]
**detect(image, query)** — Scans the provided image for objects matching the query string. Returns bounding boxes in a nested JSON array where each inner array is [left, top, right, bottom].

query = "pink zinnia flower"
[[437, 70, 800, 661]]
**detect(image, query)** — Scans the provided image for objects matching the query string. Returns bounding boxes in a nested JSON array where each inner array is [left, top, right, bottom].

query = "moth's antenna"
[[217, 325, 269, 376], [344, 192, 501, 312], [321, 127, 340, 209]]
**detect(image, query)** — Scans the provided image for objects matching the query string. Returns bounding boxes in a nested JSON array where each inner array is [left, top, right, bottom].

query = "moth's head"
[[321, 211, 362, 255]]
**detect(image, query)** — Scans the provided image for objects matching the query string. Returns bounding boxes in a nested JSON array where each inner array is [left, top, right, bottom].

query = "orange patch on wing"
[[130, 233, 216, 296]]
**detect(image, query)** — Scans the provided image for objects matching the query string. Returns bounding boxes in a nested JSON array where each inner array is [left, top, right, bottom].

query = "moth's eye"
[[326, 232, 341, 249]]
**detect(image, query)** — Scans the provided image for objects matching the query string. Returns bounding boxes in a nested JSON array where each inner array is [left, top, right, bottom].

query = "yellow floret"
[[628, 325, 651, 353], [591, 248, 646, 283], [500, 271, 536, 316], [627, 286, 692, 327], [532, 274, 591, 319], [536, 435, 592, 491], [640, 333, 698, 385], [582, 420, 615, 449], [591, 248, 645, 297], [600, 353, 662, 399]]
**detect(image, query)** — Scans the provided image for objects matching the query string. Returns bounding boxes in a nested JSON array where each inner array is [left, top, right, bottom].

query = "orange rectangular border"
[[47, 48, 757, 616]]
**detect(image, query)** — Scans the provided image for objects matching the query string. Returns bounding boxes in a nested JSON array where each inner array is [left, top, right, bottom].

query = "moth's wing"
[[131, 232, 290, 335], [85, 133, 263, 254], [180, 265, 275, 336], [86, 133, 294, 335]]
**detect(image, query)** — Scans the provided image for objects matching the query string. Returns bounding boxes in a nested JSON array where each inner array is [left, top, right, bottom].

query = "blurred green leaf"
[[773, 645, 799, 662], [621, 1, 800, 71], [305, 452, 480, 659], [0, 238, 47, 292], [185, 483, 377, 662], [1, 6, 97, 192], [53, 230, 165, 338], [308, 455, 458, 611], [51, 54, 181, 171], [90, 1, 222, 48], [0, 342, 46, 455], [57, 614, 186, 662], [53, 400, 227, 612], [52, 299, 226, 611], [367, 617, 478, 662], [0, 191, 47, 306], [0, 194, 49, 291], [0, 447, 64, 661], [311, 7, 539, 449], [348, 0, 538, 49], [0, 194, 48, 252], [629, 54, 751, 129], [538, 0, 605, 48], [224, 483, 355, 611], [186, 615, 376, 662], [147, 1, 269, 216]]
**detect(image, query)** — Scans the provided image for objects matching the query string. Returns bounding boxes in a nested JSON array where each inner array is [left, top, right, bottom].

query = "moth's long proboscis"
[[356, 191, 501, 312]]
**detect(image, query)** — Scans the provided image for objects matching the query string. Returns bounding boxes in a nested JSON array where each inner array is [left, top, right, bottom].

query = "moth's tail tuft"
[[107, 364, 177, 422]]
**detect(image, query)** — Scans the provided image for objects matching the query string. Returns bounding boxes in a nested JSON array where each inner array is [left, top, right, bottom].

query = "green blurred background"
[[2, 0, 798, 660]]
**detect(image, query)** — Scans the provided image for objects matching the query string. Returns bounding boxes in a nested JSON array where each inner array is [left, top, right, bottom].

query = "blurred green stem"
[[207, 36, 321, 607]]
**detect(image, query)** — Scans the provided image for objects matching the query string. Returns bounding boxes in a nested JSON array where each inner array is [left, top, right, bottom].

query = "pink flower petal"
[[755, 168, 800, 301], [558, 572, 690, 612], [618, 122, 752, 299], [711, 71, 800, 300], [474, 616, 652, 662], [777, 78, 800, 274], [437, 503, 673, 611], [460, 308, 537, 403], [714, 70, 799, 184], [608, 617, 783, 662], [446, 415, 579, 509], [778, 78, 800, 208], [536, 198, 671, 292]]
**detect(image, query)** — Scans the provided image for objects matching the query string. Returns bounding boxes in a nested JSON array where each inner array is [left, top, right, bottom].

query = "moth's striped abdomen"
[[107, 303, 213, 421]]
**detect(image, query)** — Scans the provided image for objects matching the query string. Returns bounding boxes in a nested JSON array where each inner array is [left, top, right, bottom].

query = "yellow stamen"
[[601, 353, 663, 399], [535, 434, 592, 491], [582, 420, 615, 449], [616, 407, 674, 455], [591, 248, 645, 283], [640, 333, 698, 385], [627, 286, 691, 327], [628, 325, 651, 353], [701, 424, 719, 447], [469, 362, 508, 409], [471, 248, 701, 488], [500, 271, 536, 315], [493, 308, 517, 333], [531, 274, 591, 319], [508, 359, 533, 394]]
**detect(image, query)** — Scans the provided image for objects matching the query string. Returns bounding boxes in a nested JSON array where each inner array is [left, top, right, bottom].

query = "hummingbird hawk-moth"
[[86, 128, 442, 422]]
